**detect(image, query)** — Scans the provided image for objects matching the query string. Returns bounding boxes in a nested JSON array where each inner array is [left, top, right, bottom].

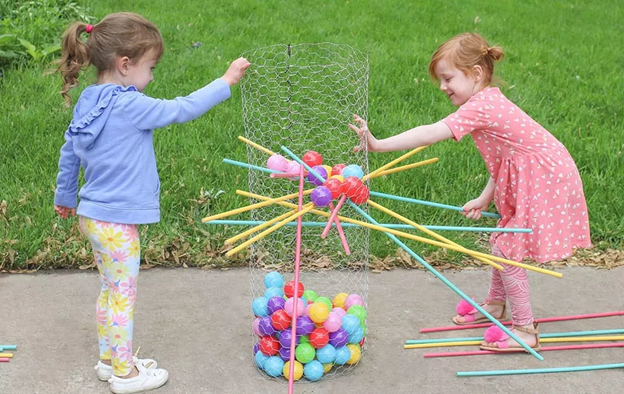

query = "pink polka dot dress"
[[443, 87, 591, 263]]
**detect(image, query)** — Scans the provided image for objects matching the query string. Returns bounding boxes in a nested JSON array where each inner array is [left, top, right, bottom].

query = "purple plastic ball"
[[296, 315, 315, 336], [329, 328, 349, 347], [267, 296, 286, 315], [279, 329, 300, 348], [307, 166, 328, 186], [279, 346, 292, 362], [253, 342, 260, 354], [311, 186, 333, 207], [259, 316, 276, 336]]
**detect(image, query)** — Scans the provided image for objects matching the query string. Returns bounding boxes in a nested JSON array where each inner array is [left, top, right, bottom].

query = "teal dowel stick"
[[205, 220, 531, 233], [457, 363, 624, 377], [0, 345, 16, 350], [406, 329, 624, 345], [370, 190, 501, 219], [281, 145, 543, 361], [222, 157, 502, 219]]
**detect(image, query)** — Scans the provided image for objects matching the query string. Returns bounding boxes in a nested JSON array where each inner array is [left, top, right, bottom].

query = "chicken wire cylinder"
[[240, 43, 370, 380]]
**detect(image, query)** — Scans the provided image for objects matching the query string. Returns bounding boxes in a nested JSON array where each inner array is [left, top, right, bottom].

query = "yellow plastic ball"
[[322, 165, 333, 179], [309, 302, 330, 323], [330, 174, 344, 182], [333, 293, 348, 309], [323, 363, 333, 373], [346, 344, 362, 365], [283, 361, 303, 380]]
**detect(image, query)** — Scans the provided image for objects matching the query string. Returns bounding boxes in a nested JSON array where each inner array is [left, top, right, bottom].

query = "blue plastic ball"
[[254, 351, 269, 369], [341, 164, 364, 179], [341, 314, 360, 334], [315, 344, 337, 364], [304, 360, 324, 381], [264, 356, 285, 377], [265, 286, 284, 300], [334, 346, 351, 365], [264, 271, 284, 288], [252, 297, 269, 317], [348, 326, 364, 344]]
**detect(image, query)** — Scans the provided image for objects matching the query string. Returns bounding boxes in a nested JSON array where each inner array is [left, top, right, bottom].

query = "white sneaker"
[[109, 366, 169, 394], [94, 357, 158, 382]]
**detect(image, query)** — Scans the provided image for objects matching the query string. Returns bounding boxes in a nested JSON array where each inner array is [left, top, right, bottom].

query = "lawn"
[[1, 0, 622, 270]]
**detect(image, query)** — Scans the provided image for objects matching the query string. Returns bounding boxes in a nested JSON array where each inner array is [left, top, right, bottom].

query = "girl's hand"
[[349, 114, 380, 153], [54, 204, 76, 219], [461, 197, 490, 220], [222, 57, 251, 86]]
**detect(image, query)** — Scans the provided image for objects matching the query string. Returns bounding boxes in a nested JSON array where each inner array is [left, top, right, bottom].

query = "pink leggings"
[[484, 244, 534, 326]]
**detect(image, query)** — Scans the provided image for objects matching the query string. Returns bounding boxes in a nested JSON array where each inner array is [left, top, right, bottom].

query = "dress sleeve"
[[442, 100, 491, 141]]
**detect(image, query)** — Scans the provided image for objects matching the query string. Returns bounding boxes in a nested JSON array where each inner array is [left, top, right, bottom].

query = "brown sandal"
[[452, 300, 507, 326], [480, 322, 541, 352]]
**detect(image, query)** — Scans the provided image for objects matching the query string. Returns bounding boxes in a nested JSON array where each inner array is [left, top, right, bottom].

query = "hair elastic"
[[85, 24, 93, 34]]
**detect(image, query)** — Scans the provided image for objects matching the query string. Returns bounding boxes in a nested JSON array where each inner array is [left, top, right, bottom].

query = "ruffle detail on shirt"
[[69, 85, 137, 133]]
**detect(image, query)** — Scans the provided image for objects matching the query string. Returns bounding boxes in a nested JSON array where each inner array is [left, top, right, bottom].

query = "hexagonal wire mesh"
[[239, 43, 370, 380]]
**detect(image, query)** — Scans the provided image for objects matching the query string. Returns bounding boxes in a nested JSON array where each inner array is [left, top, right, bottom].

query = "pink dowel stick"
[[287, 164, 306, 394], [420, 311, 624, 333], [0, 358, 9, 362], [324, 197, 350, 255], [269, 172, 300, 179], [322, 195, 346, 238], [424, 342, 624, 358]]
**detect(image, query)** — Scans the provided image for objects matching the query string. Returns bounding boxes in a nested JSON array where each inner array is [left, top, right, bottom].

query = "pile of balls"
[[252, 271, 367, 381], [266, 150, 369, 207]]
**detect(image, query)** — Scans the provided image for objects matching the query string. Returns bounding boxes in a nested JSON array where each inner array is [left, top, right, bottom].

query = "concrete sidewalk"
[[1, 267, 623, 394]]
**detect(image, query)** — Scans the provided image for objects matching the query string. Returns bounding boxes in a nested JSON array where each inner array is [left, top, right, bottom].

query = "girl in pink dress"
[[350, 32, 591, 351]]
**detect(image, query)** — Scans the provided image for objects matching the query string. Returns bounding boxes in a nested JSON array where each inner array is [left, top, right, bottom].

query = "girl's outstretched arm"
[[349, 114, 453, 153]]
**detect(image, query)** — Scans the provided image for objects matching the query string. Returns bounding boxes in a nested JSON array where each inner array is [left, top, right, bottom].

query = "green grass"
[[1, 0, 623, 270]]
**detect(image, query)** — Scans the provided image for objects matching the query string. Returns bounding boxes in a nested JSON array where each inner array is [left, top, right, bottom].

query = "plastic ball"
[[333, 293, 348, 309], [350, 185, 369, 205], [267, 296, 286, 315], [345, 294, 365, 309], [329, 328, 349, 348], [254, 351, 269, 369], [343, 176, 365, 198], [295, 342, 316, 364], [334, 346, 351, 365], [283, 361, 304, 381], [332, 307, 347, 318], [253, 342, 260, 354], [307, 165, 328, 186], [264, 356, 285, 377], [304, 303, 312, 316], [347, 304, 367, 323], [302, 151, 323, 167], [304, 360, 324, 382], [264, 286, 284, 300], [346, 344, 362, 365], [330, 174, 345, 182], [331, 163, 346, 176], [264, 271, 284, 288], [321, 165, 333, 178], [284, 297, 305, 317], [323, 311, 342, 332], [309, 302, 330, 324], [278, 345, 291, 361], [279, 328, 299, 348], [348, 326, 364, 344], [302, 290, 318, 303], [341, 315, 360, 335], [298, 335, 309, 344], [309, 327, 330, 348], [259, 336, 280, 356], [311, 186, 333, 207], [342, 164, 364, 179], [259, 316, 277, 336], [252, 297, 269, 317], [360, 323, 367, 336], [253, 317, 262, 336], [323, 177, 345, 199], [284, 280, 305, 298], [296, 316, 315, 336], [323, 363, 333, 373], [316, 343, 337, 364], [316, 297, 333, 311], [267, 155, 289, 172], [286, 161, 304, 179], [271, 309, 291, 330]]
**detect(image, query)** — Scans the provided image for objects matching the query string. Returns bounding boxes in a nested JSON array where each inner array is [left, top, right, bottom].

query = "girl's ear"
[[472, 65, 484, 83], [117, 56, 131, 76]]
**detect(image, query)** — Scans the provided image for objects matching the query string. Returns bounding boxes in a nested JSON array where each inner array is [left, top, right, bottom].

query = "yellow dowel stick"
[[368, 199, 503, 270], [363, 146, 428, 181], [202, 189, 313, 223], [237, 190, 563, 279], [225, 208, 299, 244], [226, 204, 315, 257], [404, 336, 624, 349], [369, 158, 439, 179], [238, 136, 276, 156], [0, 353, 13, 358]]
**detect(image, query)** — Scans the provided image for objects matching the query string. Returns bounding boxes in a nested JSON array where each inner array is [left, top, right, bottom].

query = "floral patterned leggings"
[[484, 244, 534, 327], [79, 216, 140, 377]]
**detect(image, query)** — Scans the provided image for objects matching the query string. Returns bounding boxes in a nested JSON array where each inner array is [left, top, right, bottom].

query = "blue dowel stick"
[[205, 220, 531, 233], [457, 363, 624, 377], [370, 190, 500, 219], [223, 158, 282, 174], [280, 145, 543, 361], [405, 329, 624, 345], [0, 345, 16, 350]]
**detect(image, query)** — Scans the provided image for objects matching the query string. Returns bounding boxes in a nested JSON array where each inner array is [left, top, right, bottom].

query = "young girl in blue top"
[[53, 12, 249, 393]]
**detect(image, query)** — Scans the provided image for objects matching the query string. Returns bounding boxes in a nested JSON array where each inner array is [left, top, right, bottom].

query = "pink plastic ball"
[[284, 297, 305, 317], [322, 311, 342, 332], [253, 317, 262, 336], [345, 294, 365, 309], [286, 161, 304, 179], [267, 154, 289, 172], [332, 307, 347, 317]]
